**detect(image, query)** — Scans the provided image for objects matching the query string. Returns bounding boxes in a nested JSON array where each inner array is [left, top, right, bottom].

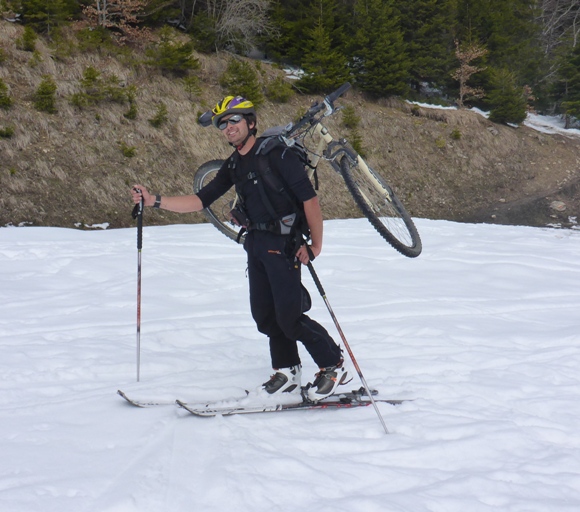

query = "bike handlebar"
[[286, 82, 351, 137], [326, 82, 351, 105]]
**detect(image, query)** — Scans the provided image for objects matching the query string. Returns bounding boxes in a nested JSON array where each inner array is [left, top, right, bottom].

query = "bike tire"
[[339, 156, 422, 258], [193, 159, 245, 244]]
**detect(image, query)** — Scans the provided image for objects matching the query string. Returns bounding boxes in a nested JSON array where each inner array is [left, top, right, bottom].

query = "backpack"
[[228, 127, 315, 245]]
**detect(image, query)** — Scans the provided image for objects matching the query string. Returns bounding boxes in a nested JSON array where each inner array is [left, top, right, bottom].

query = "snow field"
[[1, 218, 579, 512]]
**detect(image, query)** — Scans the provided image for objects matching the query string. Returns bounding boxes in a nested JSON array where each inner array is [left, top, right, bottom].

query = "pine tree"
[[487, 68, 527, 125], [397, 0, 457, 93], [555, 44, 580, 126], [20, 0, 77, 37], [219, 58, 264, 107], [34, 75, 57, 114], [18, 25, 37, 52], [265, 0, 312, 63], [455, 0, 541, 87], [266, 0, 351, 66], [350, 0, 410, 97], [298, 16, 350, 94]]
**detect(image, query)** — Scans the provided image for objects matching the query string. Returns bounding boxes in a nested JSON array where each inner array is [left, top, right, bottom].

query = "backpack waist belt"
[[248, 213, 297, 236]]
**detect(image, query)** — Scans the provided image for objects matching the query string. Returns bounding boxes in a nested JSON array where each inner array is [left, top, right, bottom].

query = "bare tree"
[[538, 0, 580, 54], [83, 0, 152, 43], [203, 0, 275, 53], [451, 40, 488, 108]]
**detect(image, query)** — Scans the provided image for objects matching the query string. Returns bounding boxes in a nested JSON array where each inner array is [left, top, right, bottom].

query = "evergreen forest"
[[3, 0, 580, 125]]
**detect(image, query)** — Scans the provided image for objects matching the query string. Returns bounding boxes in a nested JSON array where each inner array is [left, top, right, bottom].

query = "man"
[[131, 95, 348, 401]]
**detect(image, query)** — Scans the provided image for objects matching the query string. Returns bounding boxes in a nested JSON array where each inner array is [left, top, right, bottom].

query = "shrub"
[[341, 105, 365, 156], [0, 126, 14, 138], [34, 75, 57, 113], [18, 26, 38, 52], [451, 129, 462, 140], [81, 66, 105, 101], [124, 102, 138, 120], [149, 102, 168, 128], [28, 49, 43, 67], [219, 58, 263, 107], [76, 27, 113, 53], [145, 26, 200, 77], [123, 85, 138, 120], [0, 47, 6, 64], [120, 141, 136, 157], [350, 129, 365, 157], [71, 66, 131, 108], [265, 76, 294, 103], [183, 75, 201, 99], [0, 78, 12, 109], [104, 75, 127, 103], [341, 105, 361, 130], [49, 27, 76, 61]]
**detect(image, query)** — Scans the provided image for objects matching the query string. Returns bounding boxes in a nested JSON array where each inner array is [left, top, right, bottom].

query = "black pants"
[[245, 230, 342, 369]]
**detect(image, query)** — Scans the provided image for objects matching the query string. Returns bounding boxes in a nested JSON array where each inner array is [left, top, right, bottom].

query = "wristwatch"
[[153, 194, 161, 209]]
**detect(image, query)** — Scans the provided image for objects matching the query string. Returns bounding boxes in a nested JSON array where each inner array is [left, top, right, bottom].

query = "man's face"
[[220, 114, 251, 147]]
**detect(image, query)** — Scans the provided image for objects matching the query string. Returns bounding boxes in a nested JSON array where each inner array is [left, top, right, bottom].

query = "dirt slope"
[[1, 22, 579, 230]]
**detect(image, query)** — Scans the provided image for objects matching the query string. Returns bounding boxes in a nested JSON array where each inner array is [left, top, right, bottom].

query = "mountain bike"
[[193, 83, 422, 258]]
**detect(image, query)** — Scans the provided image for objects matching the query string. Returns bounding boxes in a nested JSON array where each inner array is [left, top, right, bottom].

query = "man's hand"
[[296, 243, 320, 265], [131, 185, 155, 207]]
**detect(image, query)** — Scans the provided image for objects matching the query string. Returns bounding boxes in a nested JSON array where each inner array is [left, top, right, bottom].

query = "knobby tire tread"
[[339, 156, 422, 258], [193, 159, 245, 244]]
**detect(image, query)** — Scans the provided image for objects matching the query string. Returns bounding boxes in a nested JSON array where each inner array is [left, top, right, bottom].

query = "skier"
[[131, 95, 348, 401]]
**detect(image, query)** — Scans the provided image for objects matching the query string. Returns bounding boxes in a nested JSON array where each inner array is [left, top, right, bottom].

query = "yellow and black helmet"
[[211, 96, 256, 128]]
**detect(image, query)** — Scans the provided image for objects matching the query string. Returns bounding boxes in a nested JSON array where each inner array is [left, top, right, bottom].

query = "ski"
[[119, 388, 410, 413], [176, 388, 407, 417], [117, 389, 181, 408], [117, 389, 249, 408]]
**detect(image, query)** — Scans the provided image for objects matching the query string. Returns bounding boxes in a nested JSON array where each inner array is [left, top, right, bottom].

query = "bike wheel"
[[193, 159, 245, 244], [339, 156, 422, 258]]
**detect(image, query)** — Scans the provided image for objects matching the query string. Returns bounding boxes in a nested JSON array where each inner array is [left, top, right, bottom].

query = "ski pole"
[[132, 190, 144, 382], [306, 259, 390, 435]]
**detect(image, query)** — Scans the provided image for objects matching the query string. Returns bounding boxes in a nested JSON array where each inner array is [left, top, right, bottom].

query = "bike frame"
[[292, 114, 394, 210]]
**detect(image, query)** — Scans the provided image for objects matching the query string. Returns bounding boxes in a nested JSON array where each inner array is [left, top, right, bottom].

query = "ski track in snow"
[[1, 218, 580, 512]]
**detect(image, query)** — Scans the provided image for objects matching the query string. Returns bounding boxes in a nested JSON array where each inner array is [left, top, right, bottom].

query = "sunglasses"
[[218, 114, 244, 130]]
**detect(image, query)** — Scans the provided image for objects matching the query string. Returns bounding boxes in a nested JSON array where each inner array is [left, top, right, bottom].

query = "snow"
[[1, 218, 580, 512], [409, 99, 580, 139], [524, 113, 580, 138]]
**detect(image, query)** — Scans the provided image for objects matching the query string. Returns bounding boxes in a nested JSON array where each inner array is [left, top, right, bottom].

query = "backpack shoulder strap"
[[254, 151, 285, 221]]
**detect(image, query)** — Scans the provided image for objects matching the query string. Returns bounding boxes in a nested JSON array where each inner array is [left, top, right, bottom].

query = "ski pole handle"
[[132, 188, 144, 250]]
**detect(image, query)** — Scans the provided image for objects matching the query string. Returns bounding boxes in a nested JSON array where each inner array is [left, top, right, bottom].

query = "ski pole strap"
[[306, 244, 316, 262]]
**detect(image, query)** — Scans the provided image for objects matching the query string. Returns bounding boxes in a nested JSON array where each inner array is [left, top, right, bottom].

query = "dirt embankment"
[[1, 21, 579, 230]]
